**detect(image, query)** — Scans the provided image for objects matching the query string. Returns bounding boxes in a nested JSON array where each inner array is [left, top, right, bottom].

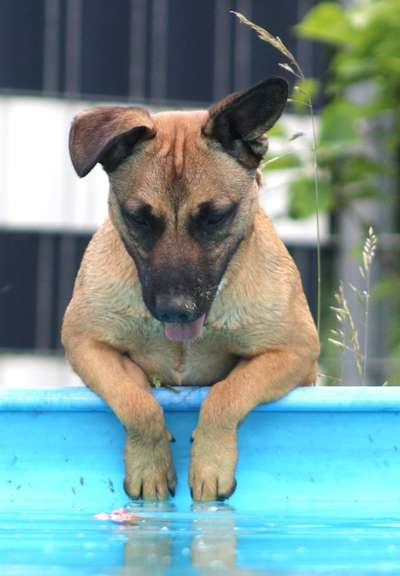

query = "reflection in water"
[[190, 502, 237, 572], [124, 530, 171, 573], [112, 501, 280, 576], [4, 505, 396, 575], [103, 503, 400, 575], [120, 501, 175, 575], [189, 503, 286, 575]]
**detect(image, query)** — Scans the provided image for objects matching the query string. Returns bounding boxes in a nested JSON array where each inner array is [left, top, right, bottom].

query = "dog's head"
[[69, 78, 288, 341]]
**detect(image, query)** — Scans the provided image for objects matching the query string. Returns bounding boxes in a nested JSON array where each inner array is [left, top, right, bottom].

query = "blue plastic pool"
[[1, 386, 399, 574]]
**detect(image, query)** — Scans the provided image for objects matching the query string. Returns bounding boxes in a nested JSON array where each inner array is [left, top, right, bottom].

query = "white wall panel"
[[0, 96, 108, 231], [0, 95, 327, 241]]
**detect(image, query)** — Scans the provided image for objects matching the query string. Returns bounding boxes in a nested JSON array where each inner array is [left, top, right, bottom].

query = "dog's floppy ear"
[[203, 77, 288, 168], [69, 106, 155, 177]]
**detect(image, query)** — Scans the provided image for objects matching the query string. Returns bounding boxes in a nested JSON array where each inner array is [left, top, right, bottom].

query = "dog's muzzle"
[[154, 294, 206, 342]]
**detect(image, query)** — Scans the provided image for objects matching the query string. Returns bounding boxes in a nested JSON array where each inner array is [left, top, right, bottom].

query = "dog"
[[62, 77, 319, 502]]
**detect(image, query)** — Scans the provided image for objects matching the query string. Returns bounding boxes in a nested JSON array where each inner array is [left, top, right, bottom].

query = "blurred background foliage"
[[265, 0, 400, 383]]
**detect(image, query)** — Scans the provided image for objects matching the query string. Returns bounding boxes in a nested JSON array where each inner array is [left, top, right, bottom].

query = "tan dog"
[[62, 77, 319, 502]]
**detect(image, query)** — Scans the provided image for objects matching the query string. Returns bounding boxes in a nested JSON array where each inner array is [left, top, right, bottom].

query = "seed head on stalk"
[[232, 10, 322, 335]]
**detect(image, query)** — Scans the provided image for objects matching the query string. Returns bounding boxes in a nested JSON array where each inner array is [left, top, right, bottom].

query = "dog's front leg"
[[63, 338, 176, 500], [189, 347, 318, 501]]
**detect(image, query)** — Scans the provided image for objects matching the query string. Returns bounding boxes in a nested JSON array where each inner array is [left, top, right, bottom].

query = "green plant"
[[329, 227, 377, 385], [295, 0, 400, 384], [298, 0, 400, 125], [233, 3, 400, 384], [290, 0, 399, 215]]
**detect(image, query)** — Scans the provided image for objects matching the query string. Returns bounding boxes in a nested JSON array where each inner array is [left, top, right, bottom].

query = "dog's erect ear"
[[203, 77, 288, 167], [69, 106, 155, 177]]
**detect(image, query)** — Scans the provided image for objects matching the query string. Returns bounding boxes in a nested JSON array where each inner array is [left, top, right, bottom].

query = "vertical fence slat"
[[35, 235, 54, 350], [65, 0, 82, 96], [150, 0, 169, 102], [296, 0, 314, 78], [43, 0, 61, 95], [129, 0, 147, 100], [55, 235, 77, 349], [213, 0, 232, 100], [233, 0, 252, 91], [0, 98, 9, 223]]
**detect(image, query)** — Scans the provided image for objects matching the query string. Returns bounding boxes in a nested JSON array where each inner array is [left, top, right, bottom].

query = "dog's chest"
[[125, 326, 238, 386]]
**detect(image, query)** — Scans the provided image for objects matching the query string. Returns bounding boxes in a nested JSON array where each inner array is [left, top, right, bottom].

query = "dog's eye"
[[204, 211, 229, 227], [121, 205, 165, 247], [189, 202, 238, 241], [125, 211, 150, 228], [122, 205, 155, 230], [201, 204, 238, 229]]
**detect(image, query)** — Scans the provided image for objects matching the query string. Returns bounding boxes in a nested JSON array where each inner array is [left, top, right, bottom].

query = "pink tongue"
[[164, 314, 206, 342]]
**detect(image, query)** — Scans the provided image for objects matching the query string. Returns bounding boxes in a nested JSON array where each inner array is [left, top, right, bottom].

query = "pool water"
[[1, 504, 400, 575]]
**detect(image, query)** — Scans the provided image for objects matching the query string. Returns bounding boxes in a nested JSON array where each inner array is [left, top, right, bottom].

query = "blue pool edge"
[[1, 384, 399, 515], [0, 385, 399, 412]]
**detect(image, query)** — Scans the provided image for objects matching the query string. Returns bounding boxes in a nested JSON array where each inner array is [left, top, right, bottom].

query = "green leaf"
[[332, 52, 377, 85], [262, 153, 302, 171], [297, 2, 357, 46], [288, 176, 333, 219], [291, 78, 320, 113], [342, 183, 379, 203], [319, 100, 362, 147], [339, 154, 383, 184], [373, 278, 400, 300], [295, 78, 320, 100], [267, 123, 287, 138]]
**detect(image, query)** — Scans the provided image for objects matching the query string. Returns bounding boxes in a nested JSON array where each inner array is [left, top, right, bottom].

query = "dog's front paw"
[[189, 428, 238, 501], [124, 430, 176, 500]]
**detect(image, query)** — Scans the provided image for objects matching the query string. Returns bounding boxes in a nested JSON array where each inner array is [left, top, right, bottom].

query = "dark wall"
[[0, 0, 328, 105]]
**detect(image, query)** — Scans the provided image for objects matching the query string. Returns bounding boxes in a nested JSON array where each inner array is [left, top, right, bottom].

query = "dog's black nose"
[[155, 295, 198, 323]]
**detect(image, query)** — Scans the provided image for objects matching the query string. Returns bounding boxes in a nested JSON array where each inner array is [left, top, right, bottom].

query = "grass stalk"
[[310, 101, 322, 335], [361, 227, 377, 385], [330, 228, 377, 385], [232, 10, 322, 334], [363, 271, 370, 386]]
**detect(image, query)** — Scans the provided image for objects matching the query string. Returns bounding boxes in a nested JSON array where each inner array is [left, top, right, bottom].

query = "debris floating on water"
[[93, 508, 139, 523]]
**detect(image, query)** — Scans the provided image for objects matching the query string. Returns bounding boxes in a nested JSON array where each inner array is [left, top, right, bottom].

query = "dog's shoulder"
[[74, 219, 140, 294], [64, 218, 151, 339], [207, 208, 309, 354]]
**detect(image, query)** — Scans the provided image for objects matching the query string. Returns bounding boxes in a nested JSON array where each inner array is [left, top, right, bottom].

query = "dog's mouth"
[[163, 314, 206, 342]]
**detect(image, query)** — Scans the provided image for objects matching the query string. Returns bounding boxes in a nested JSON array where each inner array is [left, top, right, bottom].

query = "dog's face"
[[69, 78, 288, 341]]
